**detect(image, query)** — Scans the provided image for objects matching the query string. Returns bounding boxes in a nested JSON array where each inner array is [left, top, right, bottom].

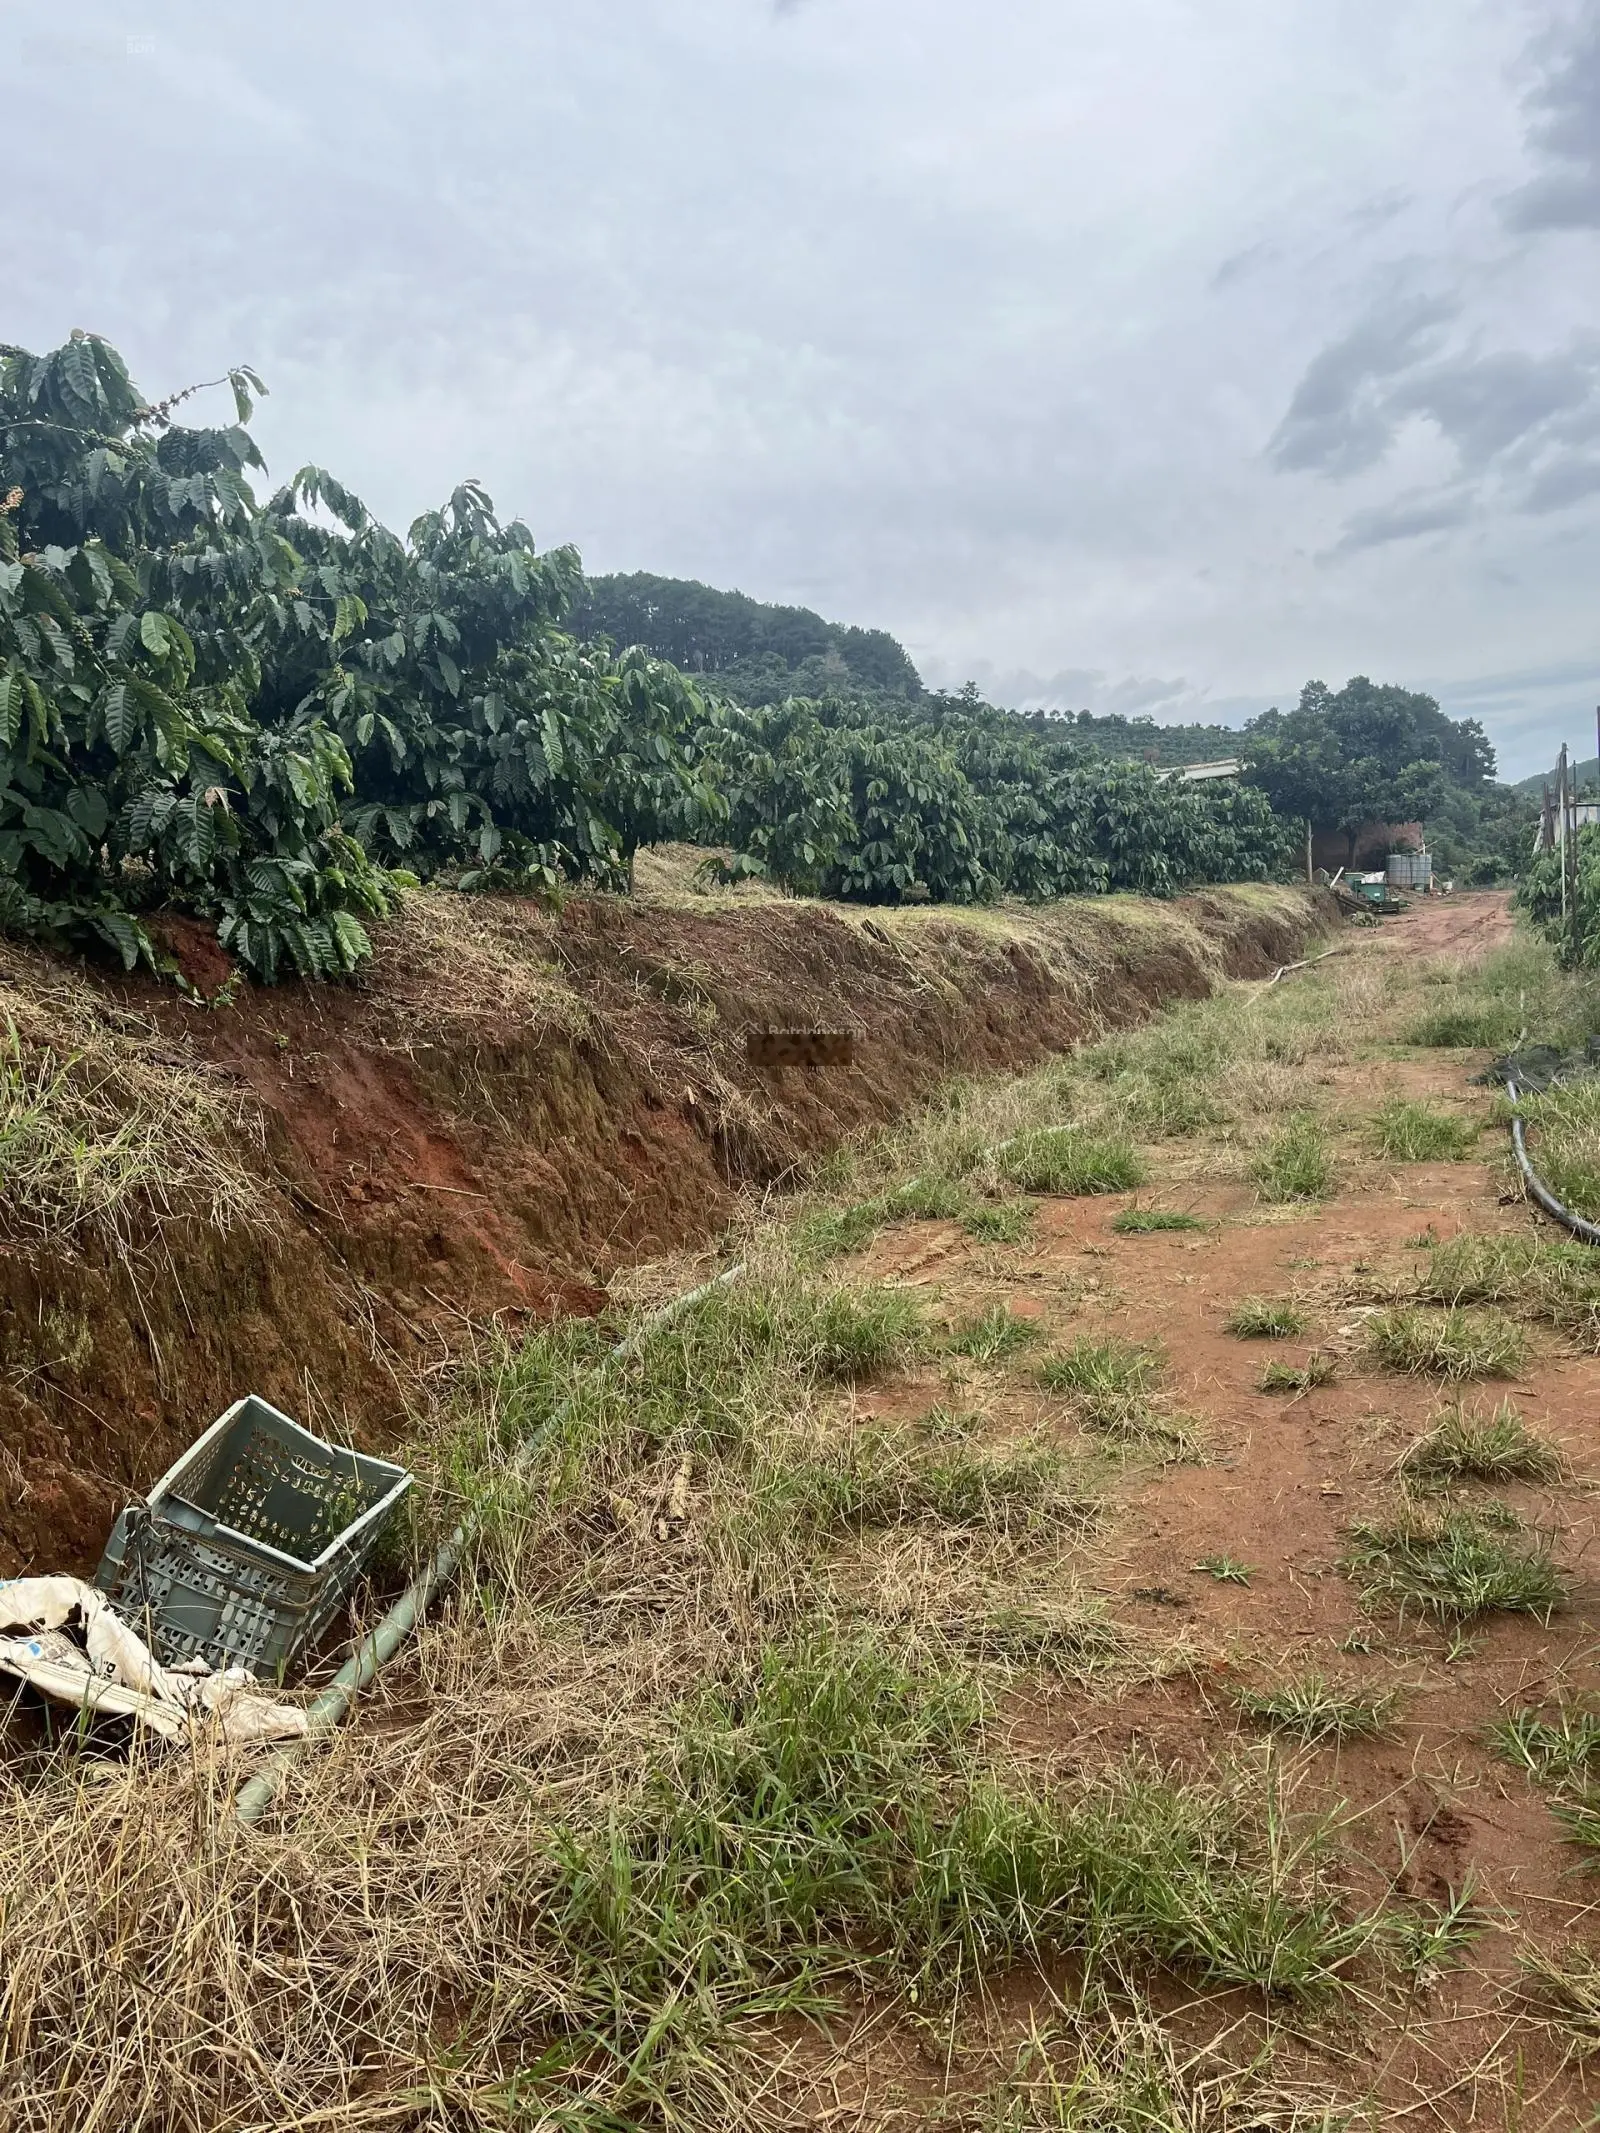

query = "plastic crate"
[[95, 1396, 411, 1678]]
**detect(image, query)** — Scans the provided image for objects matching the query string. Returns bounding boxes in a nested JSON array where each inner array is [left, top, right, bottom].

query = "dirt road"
[[843, 891, 1596, 2127]]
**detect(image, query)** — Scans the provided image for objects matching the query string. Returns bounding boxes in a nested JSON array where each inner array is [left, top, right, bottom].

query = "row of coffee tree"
[[1, 331, 1288, 981]]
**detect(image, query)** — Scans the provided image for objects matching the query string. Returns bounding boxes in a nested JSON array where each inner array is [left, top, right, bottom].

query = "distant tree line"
[[584, 573, 1532, 888]]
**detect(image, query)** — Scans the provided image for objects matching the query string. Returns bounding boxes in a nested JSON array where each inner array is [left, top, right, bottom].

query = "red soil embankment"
[[0, 880, 1333, 1574]]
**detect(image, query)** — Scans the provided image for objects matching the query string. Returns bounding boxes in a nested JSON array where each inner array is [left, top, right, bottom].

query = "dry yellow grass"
[[0, 951, 261, 1244]]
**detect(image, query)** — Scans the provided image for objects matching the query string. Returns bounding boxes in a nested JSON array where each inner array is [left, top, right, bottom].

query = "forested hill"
[[574, 573, 922, 707], [1513, 757, 1599, 798], [577, 572, 1243, 763]]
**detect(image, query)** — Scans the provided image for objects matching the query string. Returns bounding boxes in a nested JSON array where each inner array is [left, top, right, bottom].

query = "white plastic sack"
[[0, 1575, 308, 1745]]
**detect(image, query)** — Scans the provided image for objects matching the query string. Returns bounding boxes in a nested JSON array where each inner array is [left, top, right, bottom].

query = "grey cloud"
[[1392, 345, 1600, 469], [1504, 1, 1600, 231], [1278, 325, 1600, 551], [1522, 455, 1600, 511], [1209, 240, 1278, 291], [921, 659, 1273, 730], [1267, 296, 1456, 475], [1329, 489, 1477, 556]]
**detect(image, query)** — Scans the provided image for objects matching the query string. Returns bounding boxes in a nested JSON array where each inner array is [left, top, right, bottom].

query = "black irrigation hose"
[[1504, 1075, 1600, 1247]]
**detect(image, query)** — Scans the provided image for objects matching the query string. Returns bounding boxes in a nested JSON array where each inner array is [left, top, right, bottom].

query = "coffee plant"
[[2, 328, 1291, 982], [701, 695, 1289, 903], [1, 331, 719, 976]]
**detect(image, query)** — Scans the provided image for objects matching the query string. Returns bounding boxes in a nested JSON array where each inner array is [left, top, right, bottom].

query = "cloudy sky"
[[8, 1, 1599, 776]]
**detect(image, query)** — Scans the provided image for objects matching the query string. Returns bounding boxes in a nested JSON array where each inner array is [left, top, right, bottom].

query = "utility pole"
[[1559, 744, 1570, 925]]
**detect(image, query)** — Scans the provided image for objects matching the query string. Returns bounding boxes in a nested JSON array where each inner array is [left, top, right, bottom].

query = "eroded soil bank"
[[0, 878, 1329, 1574]]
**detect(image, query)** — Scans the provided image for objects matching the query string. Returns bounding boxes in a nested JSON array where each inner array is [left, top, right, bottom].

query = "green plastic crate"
[[95, 1395, 411, 1678]]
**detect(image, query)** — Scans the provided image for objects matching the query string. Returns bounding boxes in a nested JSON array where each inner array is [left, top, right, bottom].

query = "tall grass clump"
[[551, 1637, 1379, 2011], [1224, 1296, 1307, 1339], [1253, 1115, 1334, 1202], [1371, 1099, 1480, 1162], [797, 1173, 972, 1260], [948, 1302, 1042, 1362], [1493, 1703, 1600, 1789], [1418, 1230, 1600, 1349], [456, 1264, 924, 1563], [1399, 1401, 1563, 1487], [1346, 1506, 1567, 1623], [998, 1127, 1146, 1197], [1405, 1003, 1522, 1049], [1366, 1306, 1527, 1381], [1232, 1672, 1400, 1745], [1073, 1004, 1234, 1137], [1038, 1336, 1194, 1451], [1258, 1354, 1337, 1393], [738, 1423, 1092, 1551]]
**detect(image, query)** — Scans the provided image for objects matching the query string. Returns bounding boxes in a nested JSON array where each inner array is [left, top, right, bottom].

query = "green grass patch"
[[1111, 1207, 1205, 1234], [1399, 1400, 1562, 1487], [1492, 1703, 1600, 1789], [1371, 1099, 1481, 1161], [948, 1303, 1042, 1363], [1224, 1296, 1307, 1339], [962, 1199, 1035, 1244], [797, 1174, 973, 1260], [1258, 1354, 1336, 1393], [1366, 1306, 1527, 1380], [1387, 1886, 1486, 1986], [1038, 1335, 1194, 1451], [1404, 1003, 1522, 1049], [1231, 1671, 1400, 1744], [1191, 1554, 1253, 1585], [1253, 1115, 1334, 1202], [459, 1268, 925, 1560], [1418, 1229, 1600, 1348], [546, 1634, 1382, 2024], [1039, 1335, 1164, 1402], [748, 1427, 1088, 1546], [1073, 1003, 1236, 1139], [998, 1127, 1147, 1197], [1346, 1506, 1568, 1623]]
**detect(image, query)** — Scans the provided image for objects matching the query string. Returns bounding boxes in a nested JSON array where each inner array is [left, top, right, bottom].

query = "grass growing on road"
[[998, 1127, 1146, 1196], [1493, 1703, 1600, 1788], [1224, 1296, 1307, 1339], [1399, 1400, 1563, 1487], [1417, 1230, 1600, 1349], [1259, 1354, 1337, 1393], [1231, 1672, 1400, 1745], [1346, 1505, 1567, 1623], [1366, 1306, 1527, 1380], [1038, 1335, 1197, 1453], [1372, 1099, 1480, 1161], [948, 1303, 1041, 1362], [1254, 1115, 1335, 1202]]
